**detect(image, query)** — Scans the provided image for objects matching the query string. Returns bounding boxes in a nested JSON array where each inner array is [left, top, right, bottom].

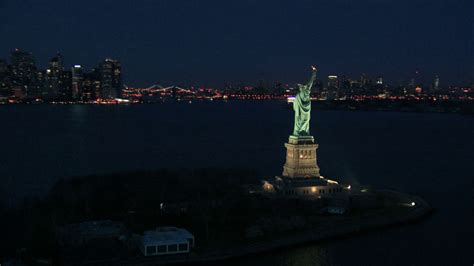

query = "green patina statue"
[[293, 66, 317, 136]]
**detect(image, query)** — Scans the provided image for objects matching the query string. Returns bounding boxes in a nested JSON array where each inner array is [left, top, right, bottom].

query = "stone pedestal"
[[282, 135, 320, 178], [262, 134, 347, 200]]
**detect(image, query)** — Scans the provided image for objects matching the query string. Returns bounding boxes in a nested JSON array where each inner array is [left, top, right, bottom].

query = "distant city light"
[[115, 98, 130, 103]]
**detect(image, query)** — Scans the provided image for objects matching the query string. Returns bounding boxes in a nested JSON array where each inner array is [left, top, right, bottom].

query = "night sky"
[[0, 0, 472, 87]]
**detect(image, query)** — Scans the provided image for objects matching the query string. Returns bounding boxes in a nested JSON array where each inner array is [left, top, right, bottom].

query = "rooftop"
[[142, 227, 193, 246], [58, 220, 125, 237]]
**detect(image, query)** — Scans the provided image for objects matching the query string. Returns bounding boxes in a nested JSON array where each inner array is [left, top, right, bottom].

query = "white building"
[[139, 227, 194, 257]]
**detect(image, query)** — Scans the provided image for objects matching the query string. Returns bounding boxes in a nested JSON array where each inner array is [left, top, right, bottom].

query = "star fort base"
[[263, 135, 349, 200]]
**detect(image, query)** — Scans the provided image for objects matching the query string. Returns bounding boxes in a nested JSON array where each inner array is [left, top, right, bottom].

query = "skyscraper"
[[327, 75, 339, 90], [432, 75, 440, 91], [60, 70, 72, 100], [82, 68, 101, 101], [45, 53, 65, 99], [99, 58, 122, 99], [360, 73, 368, 87], [326, 75, 339, 99], [49, 52, 63, 71], [0, 58, 10, 97], [339, 75, 348, 91], [10, 49, 37, 98], [409, 70, 420, 90], [71, 65, 84, 100], [35, 70, 46, 98], [0, 58, 7, 74], [376, 76, 383, 85]]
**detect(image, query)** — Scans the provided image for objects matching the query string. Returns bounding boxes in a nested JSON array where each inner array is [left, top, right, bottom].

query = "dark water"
[[0, 102, 472, 265]]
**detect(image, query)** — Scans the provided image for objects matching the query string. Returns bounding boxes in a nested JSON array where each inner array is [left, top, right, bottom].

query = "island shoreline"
[[122, 190, 433, 266]]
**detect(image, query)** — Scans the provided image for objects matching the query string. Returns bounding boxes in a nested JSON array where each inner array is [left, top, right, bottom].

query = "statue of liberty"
[[293, 66, 317, 136]]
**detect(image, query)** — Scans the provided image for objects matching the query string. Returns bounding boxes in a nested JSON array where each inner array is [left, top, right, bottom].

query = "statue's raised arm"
[[305, 66, 317, 92]]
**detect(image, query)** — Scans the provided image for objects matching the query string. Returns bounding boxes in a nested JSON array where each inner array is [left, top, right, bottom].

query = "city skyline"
[[0, 48, 123, 101], [0, 0, 471, 86], [0, 48, 468, 90], [1, 47, 473, 106]]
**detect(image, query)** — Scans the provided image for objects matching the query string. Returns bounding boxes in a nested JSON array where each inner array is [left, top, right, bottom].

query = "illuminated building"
[[360, 73, 368, 87], [376, 76, 383, 85], [10, 49, 37, 98], [49, 52, 63, 70], [99, 58, 122, 99], [82, 68, 101, 101], [0, 58, 7, 74], [60, 70, 72, 100], [0, 58, 10, 96], [432, 75, 440, 91], [35, 70, 45, 97], [71, 65, 84, 100], [45, 53, 65, 99], [339, 75, 349, 91], [327, 75, 339, 89], [326, 75, 339, 99], [409, 70, 420, 89]]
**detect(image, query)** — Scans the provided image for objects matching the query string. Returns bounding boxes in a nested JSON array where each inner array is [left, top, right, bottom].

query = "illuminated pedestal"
[[282, 135, 320, 178], [263, 135, 346, 199]]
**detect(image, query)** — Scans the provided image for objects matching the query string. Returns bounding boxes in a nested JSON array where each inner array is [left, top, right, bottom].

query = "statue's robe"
[[293, 71, 316, 136], [293, 88, 311, 136]]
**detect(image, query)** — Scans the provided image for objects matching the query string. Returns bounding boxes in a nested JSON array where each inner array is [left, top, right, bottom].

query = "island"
[[0, 68, 433, 266]]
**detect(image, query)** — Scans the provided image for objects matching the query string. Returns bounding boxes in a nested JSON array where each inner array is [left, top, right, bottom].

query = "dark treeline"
[[0, 168, 264, 260]]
